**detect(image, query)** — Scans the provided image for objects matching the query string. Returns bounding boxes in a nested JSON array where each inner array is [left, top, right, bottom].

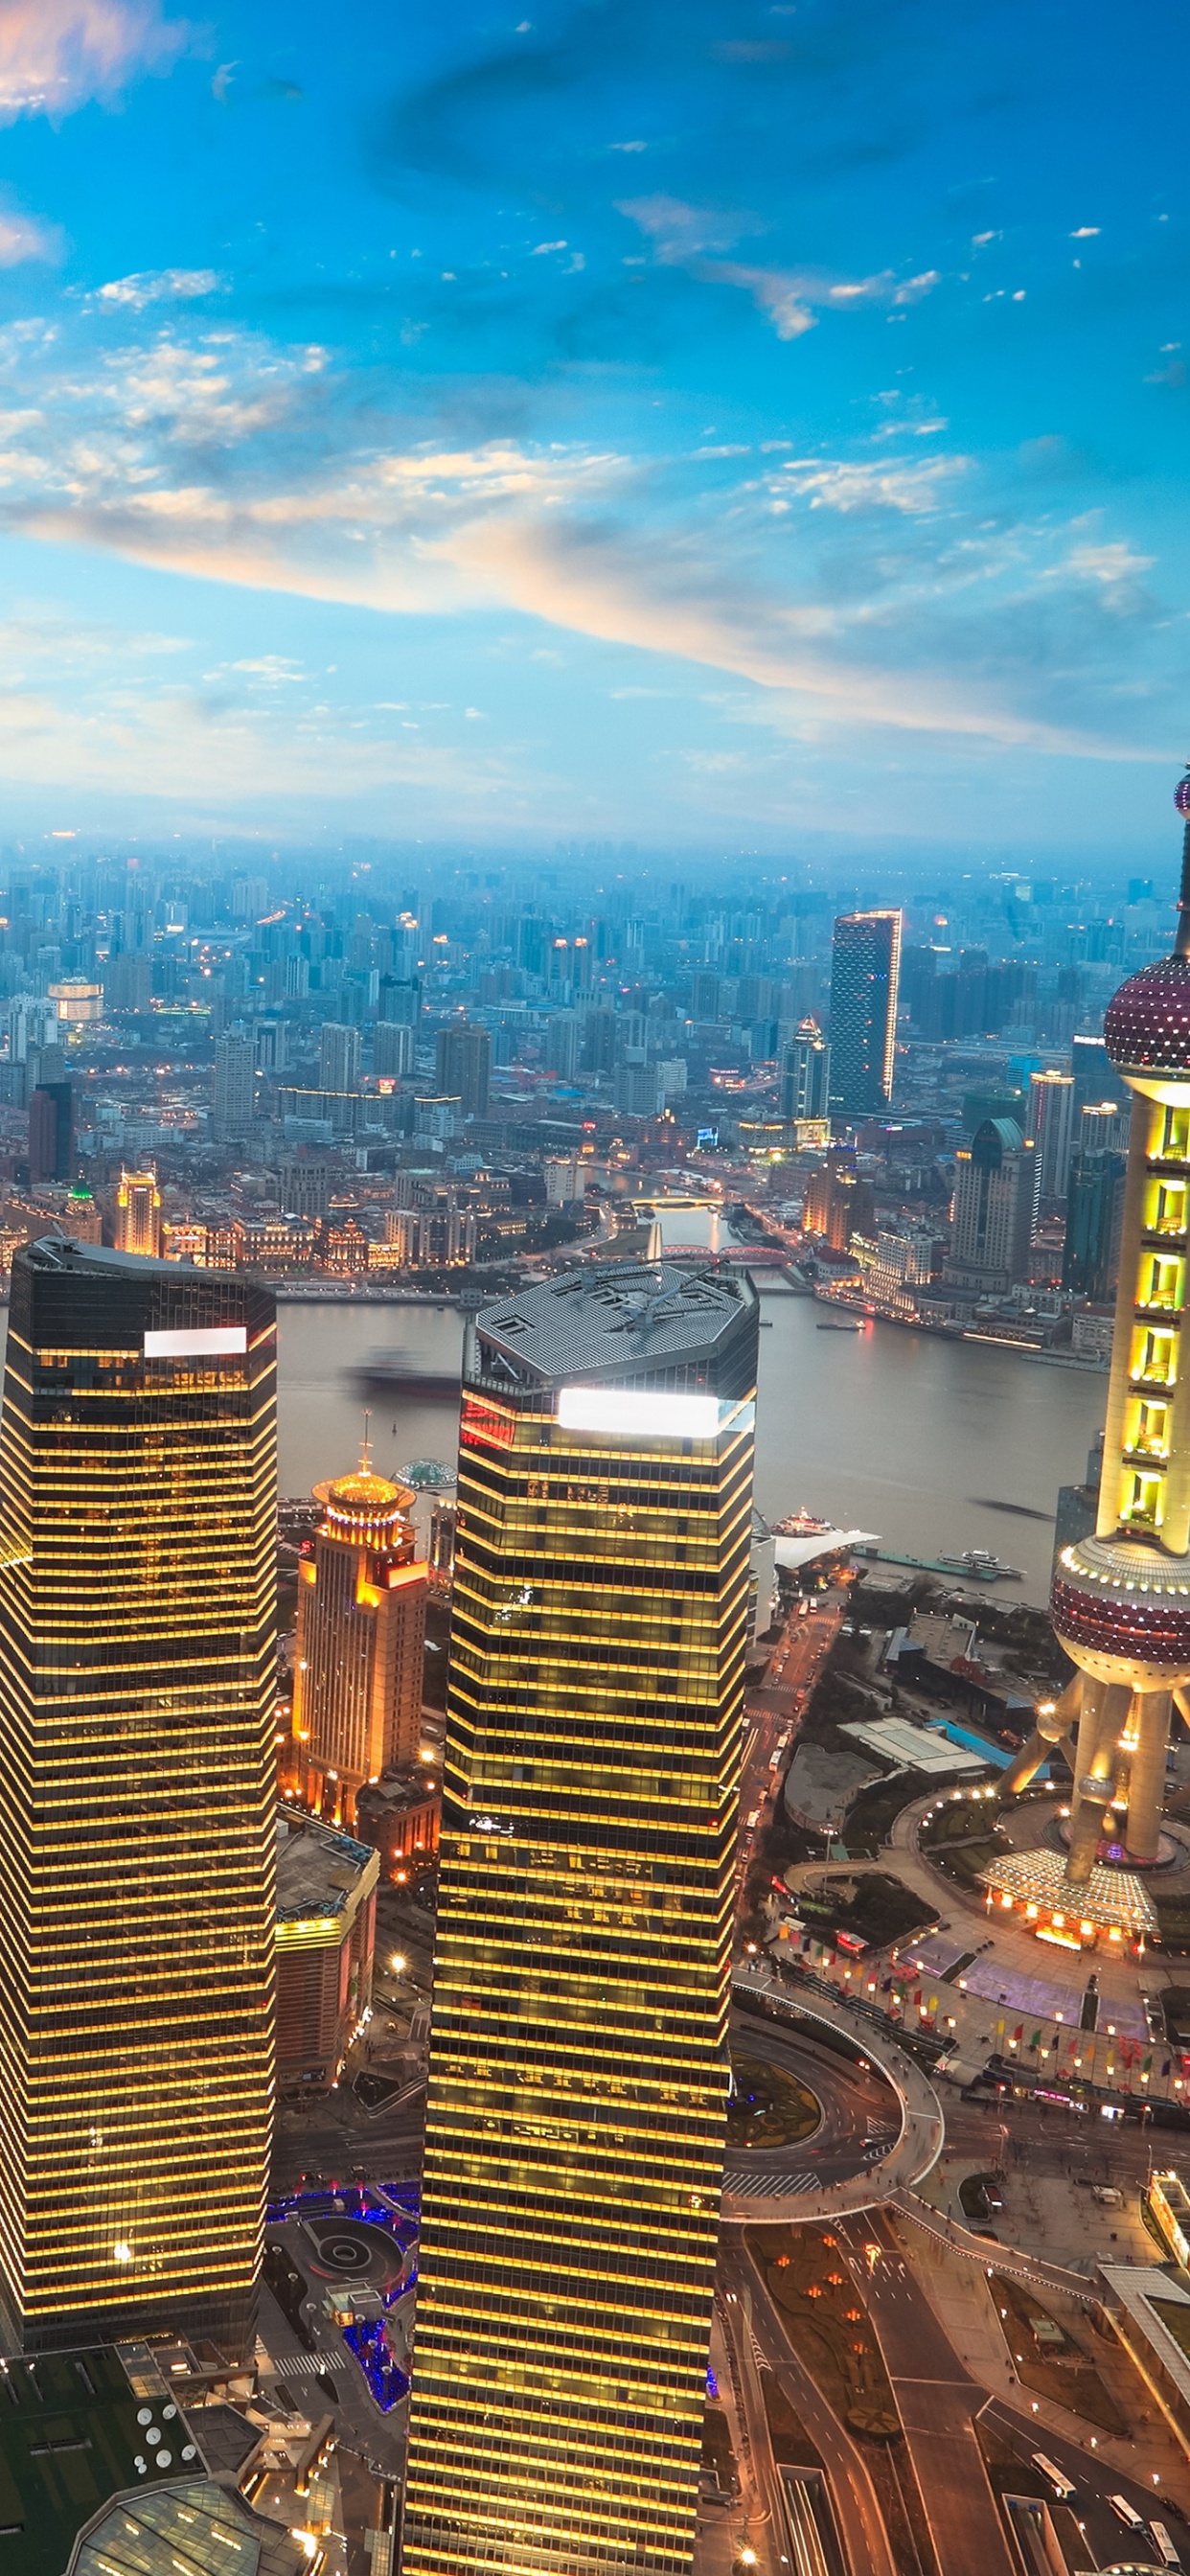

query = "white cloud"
[[617, 199, 942, 339], [0, 1, 189, 122], [0, 209, 61, 265], [778, 452, 970, 513], [91, 268, 224, 310], [0, 310, 1164, 765]]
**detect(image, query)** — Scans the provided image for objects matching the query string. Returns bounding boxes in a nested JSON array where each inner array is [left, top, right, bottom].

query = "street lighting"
[[390, 1952, 407, 1975]]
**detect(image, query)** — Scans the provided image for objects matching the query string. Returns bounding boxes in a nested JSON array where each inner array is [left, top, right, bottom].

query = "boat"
[[348, 1347, 462, 1403], [771, 1508, 832, 1537], [938, 1549, 1024, 1580], [816, 1318, 864, 1332]]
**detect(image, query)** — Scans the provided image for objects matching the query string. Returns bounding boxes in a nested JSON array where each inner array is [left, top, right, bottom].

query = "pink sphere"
[[1176, 775, 1190, 817]]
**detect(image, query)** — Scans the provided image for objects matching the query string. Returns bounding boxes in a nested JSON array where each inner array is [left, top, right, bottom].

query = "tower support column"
[[1067, 1678, 1132, 1883], [1124, 1687, 1173, 1864]]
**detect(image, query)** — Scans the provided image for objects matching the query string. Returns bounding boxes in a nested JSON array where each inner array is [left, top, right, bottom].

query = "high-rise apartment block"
[[291, 1459, 427, 1827], [827, 908, 902, 1118], [213, 1030, 257, 1143], [402, 1263, 758, 2576], [434, 1021, 492, 1118], [374, 1021, 415, 1082], [946, 1116, 1035, 1294], [780, 1016, 831, 1121], [320, 1023, 361, 1093], [115, 1168, 161, 1258], [0, 1238, 277, 2352]]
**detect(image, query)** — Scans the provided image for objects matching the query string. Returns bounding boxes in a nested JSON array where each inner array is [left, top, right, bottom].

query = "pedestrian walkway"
[[260, 2350, 350, 2380]]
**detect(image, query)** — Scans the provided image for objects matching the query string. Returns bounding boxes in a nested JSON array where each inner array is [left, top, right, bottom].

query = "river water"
[[272, 1284, 1107, 1607]]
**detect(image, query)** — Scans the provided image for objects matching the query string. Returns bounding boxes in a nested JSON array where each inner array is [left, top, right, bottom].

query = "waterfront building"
[[992, 775, 1190, 1942], [401, 1262, 758, 2576], [827, 908, 902, 1118], [1027, 1068, 1076, 1230], [115, 1167, 161, 1257], [28, 1081, 73, 1184], [213, 1030, 256, 1143], [0, 1237, 276, 2353], [274, 1808, 378, 2091], [435, 1020, 492, 1119], [802, 1152, 874, 1252], [945, 1117, 1035, 1295], [780, 1016, 831, 1120], [291, 1455, 427, 1827]]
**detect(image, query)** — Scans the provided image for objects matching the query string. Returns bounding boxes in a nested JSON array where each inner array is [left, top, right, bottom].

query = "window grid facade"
[[402, 1266, 757, 2576], [0, 1240, 277, 2355]]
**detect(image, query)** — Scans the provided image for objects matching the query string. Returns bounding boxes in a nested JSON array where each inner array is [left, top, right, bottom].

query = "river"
[[271, 1282, 1106, 1607]]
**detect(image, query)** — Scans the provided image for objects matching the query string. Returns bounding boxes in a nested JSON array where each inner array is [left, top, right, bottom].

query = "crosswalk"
[[261, 2351, 350, 2380], [722, 2168, 819, 2198]]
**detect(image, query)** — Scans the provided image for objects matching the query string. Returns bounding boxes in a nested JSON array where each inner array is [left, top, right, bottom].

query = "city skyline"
[[0, 2, 1181, 852]]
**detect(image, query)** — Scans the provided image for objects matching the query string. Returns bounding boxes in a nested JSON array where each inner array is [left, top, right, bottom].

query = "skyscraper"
[[1026, 1067, 1075, 1230], [827, 908, 902, 1118], [1071, 1030, 1113, 1116], [0, 1238, 276, 2352], [27, 1081, 73, 1183], [780, 1016, 831, 1121], [320, 1022, 361, 1093], [402, 1262, 758, 2576], [945, 1116, 1035, 1294], [213, 1030, 257, 1143], [116, 1168, 161, 1257], [291, 1455, 428, 1827], [435, 1020, 492, 1118]]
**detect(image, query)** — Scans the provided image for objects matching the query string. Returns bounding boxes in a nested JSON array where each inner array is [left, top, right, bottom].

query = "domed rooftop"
[[1104, 768, 1190, 1082], [1105, 951, 1190, 1080], [326, 1466, 407, 1510]]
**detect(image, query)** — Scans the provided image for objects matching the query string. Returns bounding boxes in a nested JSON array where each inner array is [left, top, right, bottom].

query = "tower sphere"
[[1104, 952, 1190, 1096], [1175, 772, 1190, 818]]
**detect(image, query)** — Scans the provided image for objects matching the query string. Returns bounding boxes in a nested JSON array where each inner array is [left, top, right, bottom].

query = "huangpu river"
[[0, 1228, 1108, 1606], [270, 1276, 1106, 1608]]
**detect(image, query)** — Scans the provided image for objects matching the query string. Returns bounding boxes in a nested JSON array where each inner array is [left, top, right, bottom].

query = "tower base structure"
[[980, 1846, 1157, 1951]]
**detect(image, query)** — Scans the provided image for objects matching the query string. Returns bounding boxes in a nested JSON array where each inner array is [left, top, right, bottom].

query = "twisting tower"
[[995, 774, 1190, 1935]]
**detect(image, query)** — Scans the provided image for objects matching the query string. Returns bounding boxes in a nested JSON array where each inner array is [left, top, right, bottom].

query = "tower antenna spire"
[[1175, 765, 1190, 956], [359, 1408, 372, 1471]]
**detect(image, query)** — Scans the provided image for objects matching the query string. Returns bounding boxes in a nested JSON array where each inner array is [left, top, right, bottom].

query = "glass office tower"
[[402, 1262, 759, 2576], [827, 908, 903, 1118], [0, 1238, 277, 2354]]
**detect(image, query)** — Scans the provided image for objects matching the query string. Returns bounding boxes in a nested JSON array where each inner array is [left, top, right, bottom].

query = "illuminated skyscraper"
[[827, 908, 902, 1119], [402, 1262, 758, 2576], [780, 1016, 831, 1121], [116, 1168, 161, 1257], [945, 1116, 1035, 1294], [0, 1238, 276, 2353], [1026, 1067, 1076, 1230], [291, 1455, 428, 1827]]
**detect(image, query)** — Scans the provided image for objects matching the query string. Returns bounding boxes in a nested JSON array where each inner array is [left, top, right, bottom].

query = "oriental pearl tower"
[[994, 772, 1190, 1939]]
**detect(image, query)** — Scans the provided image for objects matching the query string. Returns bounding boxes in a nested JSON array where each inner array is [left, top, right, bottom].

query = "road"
[[736, 1601, 842, 1910], [979, 2394, 1187, 2570], [720, 2232, 897, 2576], [834, 2208, 1016, 2576], [725, 2015, 901, 2197]]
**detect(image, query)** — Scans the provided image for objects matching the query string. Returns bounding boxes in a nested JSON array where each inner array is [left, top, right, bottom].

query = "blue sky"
[[0, 0, 1185, 853]]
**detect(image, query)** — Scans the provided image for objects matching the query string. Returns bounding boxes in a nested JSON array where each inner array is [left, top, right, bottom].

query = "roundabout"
[[721, 1969, 944, 2220]]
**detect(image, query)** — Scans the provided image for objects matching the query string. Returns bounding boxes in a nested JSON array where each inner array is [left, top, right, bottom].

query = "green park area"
[[726, 2053, 819, 2150], [991, 2274, 1128, 2434], [919, 1796, 1012, 1891], [747, 2225, 900, 2439]]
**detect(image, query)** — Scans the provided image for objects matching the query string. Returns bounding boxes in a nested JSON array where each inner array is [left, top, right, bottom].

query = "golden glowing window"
[[1133, 1325, 1178, 1388], [1162, 1107, 1190, 1162], [1146, 1254, 1184, 1311], [1122, 1467, 1164, 1530]]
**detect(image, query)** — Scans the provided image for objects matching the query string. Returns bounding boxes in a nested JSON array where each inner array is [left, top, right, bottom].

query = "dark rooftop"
[[0, 2344, 202, 2576], [472, 1260, 757, 1389]]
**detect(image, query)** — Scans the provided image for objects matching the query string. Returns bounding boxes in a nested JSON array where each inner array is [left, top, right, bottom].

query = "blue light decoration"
[[343, 2316, 411, 2413], [705, 2367, 719, 2400]]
